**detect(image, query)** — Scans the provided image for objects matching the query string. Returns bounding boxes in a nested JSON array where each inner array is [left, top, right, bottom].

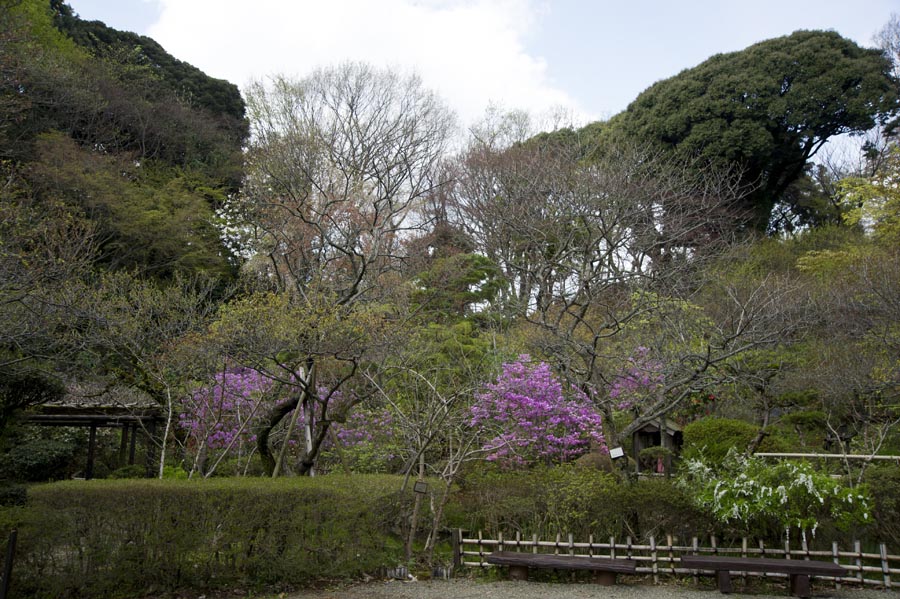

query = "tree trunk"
[[405, 454, 426, 561], [256, 393, 300, 476], [273, 364, 314, 478], [425, 475, 454, 566]]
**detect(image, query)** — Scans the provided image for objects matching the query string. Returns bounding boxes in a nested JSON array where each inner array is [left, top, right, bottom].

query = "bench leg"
[[508, 564, 529, 581], [716, 570, 733, 594], [790, 574, 811, 598], [593, 571, 617, 586]]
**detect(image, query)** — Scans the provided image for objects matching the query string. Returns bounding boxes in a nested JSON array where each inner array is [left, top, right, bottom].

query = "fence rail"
[[454, 531, 898, 589]]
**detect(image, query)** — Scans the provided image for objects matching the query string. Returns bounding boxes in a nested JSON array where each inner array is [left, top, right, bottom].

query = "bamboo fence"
[[453, 531, 899, 589]]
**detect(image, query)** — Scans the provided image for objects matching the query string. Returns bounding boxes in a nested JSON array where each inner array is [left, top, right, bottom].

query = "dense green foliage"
[[606, 30, 898, 231], [51, 0, 245, 122], [682, 418, 792, 464], [1, 0, 246, 274], [865, 465, 900, 548]]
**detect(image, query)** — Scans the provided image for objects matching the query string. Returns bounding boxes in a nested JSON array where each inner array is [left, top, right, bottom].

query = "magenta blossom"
[[470, 356, 605, 467]]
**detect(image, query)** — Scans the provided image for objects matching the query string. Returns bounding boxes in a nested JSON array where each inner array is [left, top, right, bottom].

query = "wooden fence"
[[453, 531, 899, 589]]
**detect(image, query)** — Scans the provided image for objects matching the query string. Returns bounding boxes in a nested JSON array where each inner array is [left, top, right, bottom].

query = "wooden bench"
[[681, 555, 847, 598], [485, 551, 637, 585]]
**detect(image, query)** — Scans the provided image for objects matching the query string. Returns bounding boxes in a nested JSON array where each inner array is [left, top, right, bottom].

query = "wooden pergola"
[[21, 386, 165, 479]]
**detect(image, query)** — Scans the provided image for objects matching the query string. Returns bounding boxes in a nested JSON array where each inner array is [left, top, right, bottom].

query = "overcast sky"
[[66, 0, 897, 129]]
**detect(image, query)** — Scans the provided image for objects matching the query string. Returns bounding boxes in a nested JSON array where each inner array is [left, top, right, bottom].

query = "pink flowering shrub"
[[470, 356, 605, 467]]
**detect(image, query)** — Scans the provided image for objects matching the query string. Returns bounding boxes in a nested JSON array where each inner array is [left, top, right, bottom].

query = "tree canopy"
[[606, 30, 899, 231]]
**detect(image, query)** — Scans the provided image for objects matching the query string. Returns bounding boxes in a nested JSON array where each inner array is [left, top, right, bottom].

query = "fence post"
[[498, 531, 503, 553], [760, 539, 769, 581], [1, 529, 16, 599], [832, 541, 841, 590], [880, 543, 891, 589], [650, 535, 659, 584], [532, 533, 538, 554], [610, 536, 616, 560], [741, 537, 748, 586], [692, 537, 699, 585], [667, 534, 675, 575], [589, 534, 594, 558], [478, 530, 484, 567], [515, 530, 521, 551], [855, 540, 863, 584], [452, 529, 462, 570]]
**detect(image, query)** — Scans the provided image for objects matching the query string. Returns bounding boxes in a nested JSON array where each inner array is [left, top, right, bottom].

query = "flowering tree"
[[679, 450, 871, 541], [470, 356, 605, 466], [608, 346, 665, 410], [179, 367, 273, 476]]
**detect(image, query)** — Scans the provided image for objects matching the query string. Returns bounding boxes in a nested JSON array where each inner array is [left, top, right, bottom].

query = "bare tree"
[[876, 13, 900, 82], [237, 63, 455, 303]]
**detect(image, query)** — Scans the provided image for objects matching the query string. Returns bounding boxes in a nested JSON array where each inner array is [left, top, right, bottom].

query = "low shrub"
[[0, 475, 410, 598], [864, 465, 900, 548], [0, 437, 79, 482], [682, 417, 792, 465], [621, 477, 712, 540], [106, 464, 146, 479], [449, 463, 712, 541], [0, 482, 26, 506]]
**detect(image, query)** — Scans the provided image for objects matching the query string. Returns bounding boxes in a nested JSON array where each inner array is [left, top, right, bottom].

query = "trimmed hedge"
[[0, 476, 411, 598], [682, 417, 793, 465]]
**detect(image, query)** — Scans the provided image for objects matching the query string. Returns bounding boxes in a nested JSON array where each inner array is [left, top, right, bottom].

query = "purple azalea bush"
[[328, 408, 403, 473], [470, 355, 605, 467], [179, 368, 272, 454]]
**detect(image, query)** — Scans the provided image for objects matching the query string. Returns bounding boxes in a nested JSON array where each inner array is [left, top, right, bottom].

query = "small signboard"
[[609, 447, 625, 459], [413, 481, 429, 494]]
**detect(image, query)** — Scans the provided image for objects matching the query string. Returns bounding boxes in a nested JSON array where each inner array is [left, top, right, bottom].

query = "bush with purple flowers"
[[470, 355, 605, 467], [326, 408, 404, 473], [179, 367, 273, 474]]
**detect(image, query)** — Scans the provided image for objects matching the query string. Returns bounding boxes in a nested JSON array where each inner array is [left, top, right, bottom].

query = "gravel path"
[[285, 579, 900, 599]]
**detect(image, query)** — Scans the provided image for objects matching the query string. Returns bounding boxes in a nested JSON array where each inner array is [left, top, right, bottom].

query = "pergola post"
[[128, 423, 137, 465], [85, 423, 97, 479], [118, 424, 129, 467], [144, 420, 157, 478]]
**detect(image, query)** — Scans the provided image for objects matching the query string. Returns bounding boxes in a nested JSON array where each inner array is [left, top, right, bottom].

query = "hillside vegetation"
[[1, 2, 900, 593]]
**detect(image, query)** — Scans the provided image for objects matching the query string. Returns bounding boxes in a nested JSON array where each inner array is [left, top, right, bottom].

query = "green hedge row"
[[447, 465, 713, 542], [0, 476, 411, 598]]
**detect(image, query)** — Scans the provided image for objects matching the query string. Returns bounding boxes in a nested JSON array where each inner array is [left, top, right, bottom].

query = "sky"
[[65, 0, 898, 129]]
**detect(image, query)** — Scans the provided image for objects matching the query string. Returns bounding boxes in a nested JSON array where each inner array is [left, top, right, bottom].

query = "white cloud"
[[148, 0, 584, 126]]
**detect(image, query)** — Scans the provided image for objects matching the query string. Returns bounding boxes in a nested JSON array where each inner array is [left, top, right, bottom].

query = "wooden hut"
[[631, 418, 683, 475]]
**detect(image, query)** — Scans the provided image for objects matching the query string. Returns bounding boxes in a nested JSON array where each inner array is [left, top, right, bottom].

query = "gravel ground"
[[284, 579, 900, 599]]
